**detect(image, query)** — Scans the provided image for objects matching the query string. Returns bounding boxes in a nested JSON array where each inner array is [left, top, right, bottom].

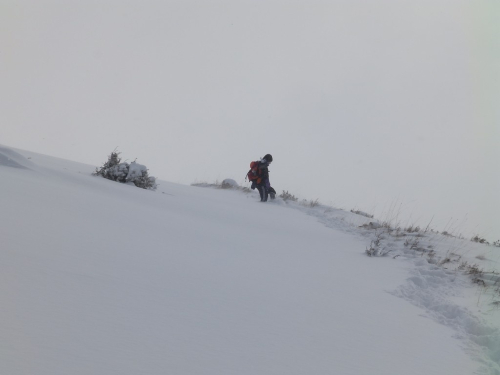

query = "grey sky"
[[2, 1, 499, 239]]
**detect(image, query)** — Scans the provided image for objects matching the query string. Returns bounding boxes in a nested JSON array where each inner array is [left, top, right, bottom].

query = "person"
[[255, 154, 273, 202]]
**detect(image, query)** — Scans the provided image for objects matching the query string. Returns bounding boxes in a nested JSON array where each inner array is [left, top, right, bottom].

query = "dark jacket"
[[257, 159, 270, 187]]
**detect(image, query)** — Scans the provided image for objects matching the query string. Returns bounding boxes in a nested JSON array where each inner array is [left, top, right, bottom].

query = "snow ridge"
[[0, 146, 34, 169], [393, 260, 500, 374], [266, 199, 500, 375], [2, 147, 498, 375]]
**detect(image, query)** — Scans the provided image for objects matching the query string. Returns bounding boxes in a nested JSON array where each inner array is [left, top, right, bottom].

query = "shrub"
[[471, 235, 490, 245], [350, 209, 374, 218], [404, 225, 421, 233], [302, 198, 319, 208], [465, 264, 483, 276], [93, 150, 157, 190], [365, 233, 391, 257], [279, 190, 298, 202], [360, 221, 383, 230]]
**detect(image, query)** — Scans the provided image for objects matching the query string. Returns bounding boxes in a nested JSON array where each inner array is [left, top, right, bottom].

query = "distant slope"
[[1, 146, 496, 375]]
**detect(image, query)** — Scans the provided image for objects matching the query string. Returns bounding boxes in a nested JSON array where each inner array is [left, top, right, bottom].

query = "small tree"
[[93, 150, 157, 190], [93, 151, 127, 182]]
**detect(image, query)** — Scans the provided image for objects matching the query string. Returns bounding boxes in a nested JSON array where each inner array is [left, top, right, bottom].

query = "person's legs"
[[257, 185, 264, 201], [256, 185, 268, 201], [261, 186, 268, 202]]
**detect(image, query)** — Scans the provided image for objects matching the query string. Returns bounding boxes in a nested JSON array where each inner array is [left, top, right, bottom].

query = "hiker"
[[248, 154, 275, 202]]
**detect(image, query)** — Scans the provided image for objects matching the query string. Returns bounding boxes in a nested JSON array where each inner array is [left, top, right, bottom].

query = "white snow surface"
[[1, 146, 499, 375]]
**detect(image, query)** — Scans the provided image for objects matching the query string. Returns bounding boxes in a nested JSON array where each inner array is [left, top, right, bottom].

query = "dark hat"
[[264, 154, 273, 162]]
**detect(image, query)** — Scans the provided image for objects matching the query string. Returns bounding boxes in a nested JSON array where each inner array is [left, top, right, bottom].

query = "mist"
[[2, 1, 499, 239]]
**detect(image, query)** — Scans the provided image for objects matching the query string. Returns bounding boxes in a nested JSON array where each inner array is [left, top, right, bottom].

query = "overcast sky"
[[2, 1, 499, 239]]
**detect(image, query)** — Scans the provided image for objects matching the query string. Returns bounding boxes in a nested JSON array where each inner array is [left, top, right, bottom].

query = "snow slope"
[[1, 146, 498, 374]]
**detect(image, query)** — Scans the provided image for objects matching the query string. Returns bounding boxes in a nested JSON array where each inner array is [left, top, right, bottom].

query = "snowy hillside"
[[1, 146, 499, 375]]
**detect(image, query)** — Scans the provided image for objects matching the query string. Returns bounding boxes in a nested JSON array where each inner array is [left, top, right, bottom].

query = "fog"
[[2, 1, 499, 239]]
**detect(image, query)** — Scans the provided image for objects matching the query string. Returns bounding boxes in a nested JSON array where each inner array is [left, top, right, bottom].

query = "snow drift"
[[1, 146, 498, 375]]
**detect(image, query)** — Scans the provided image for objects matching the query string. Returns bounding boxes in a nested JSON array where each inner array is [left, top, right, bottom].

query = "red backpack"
[[246, 161, 262, 184]]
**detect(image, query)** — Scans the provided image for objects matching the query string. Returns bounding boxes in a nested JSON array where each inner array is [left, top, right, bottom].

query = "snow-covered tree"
[[93, 151, 157, 190]]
